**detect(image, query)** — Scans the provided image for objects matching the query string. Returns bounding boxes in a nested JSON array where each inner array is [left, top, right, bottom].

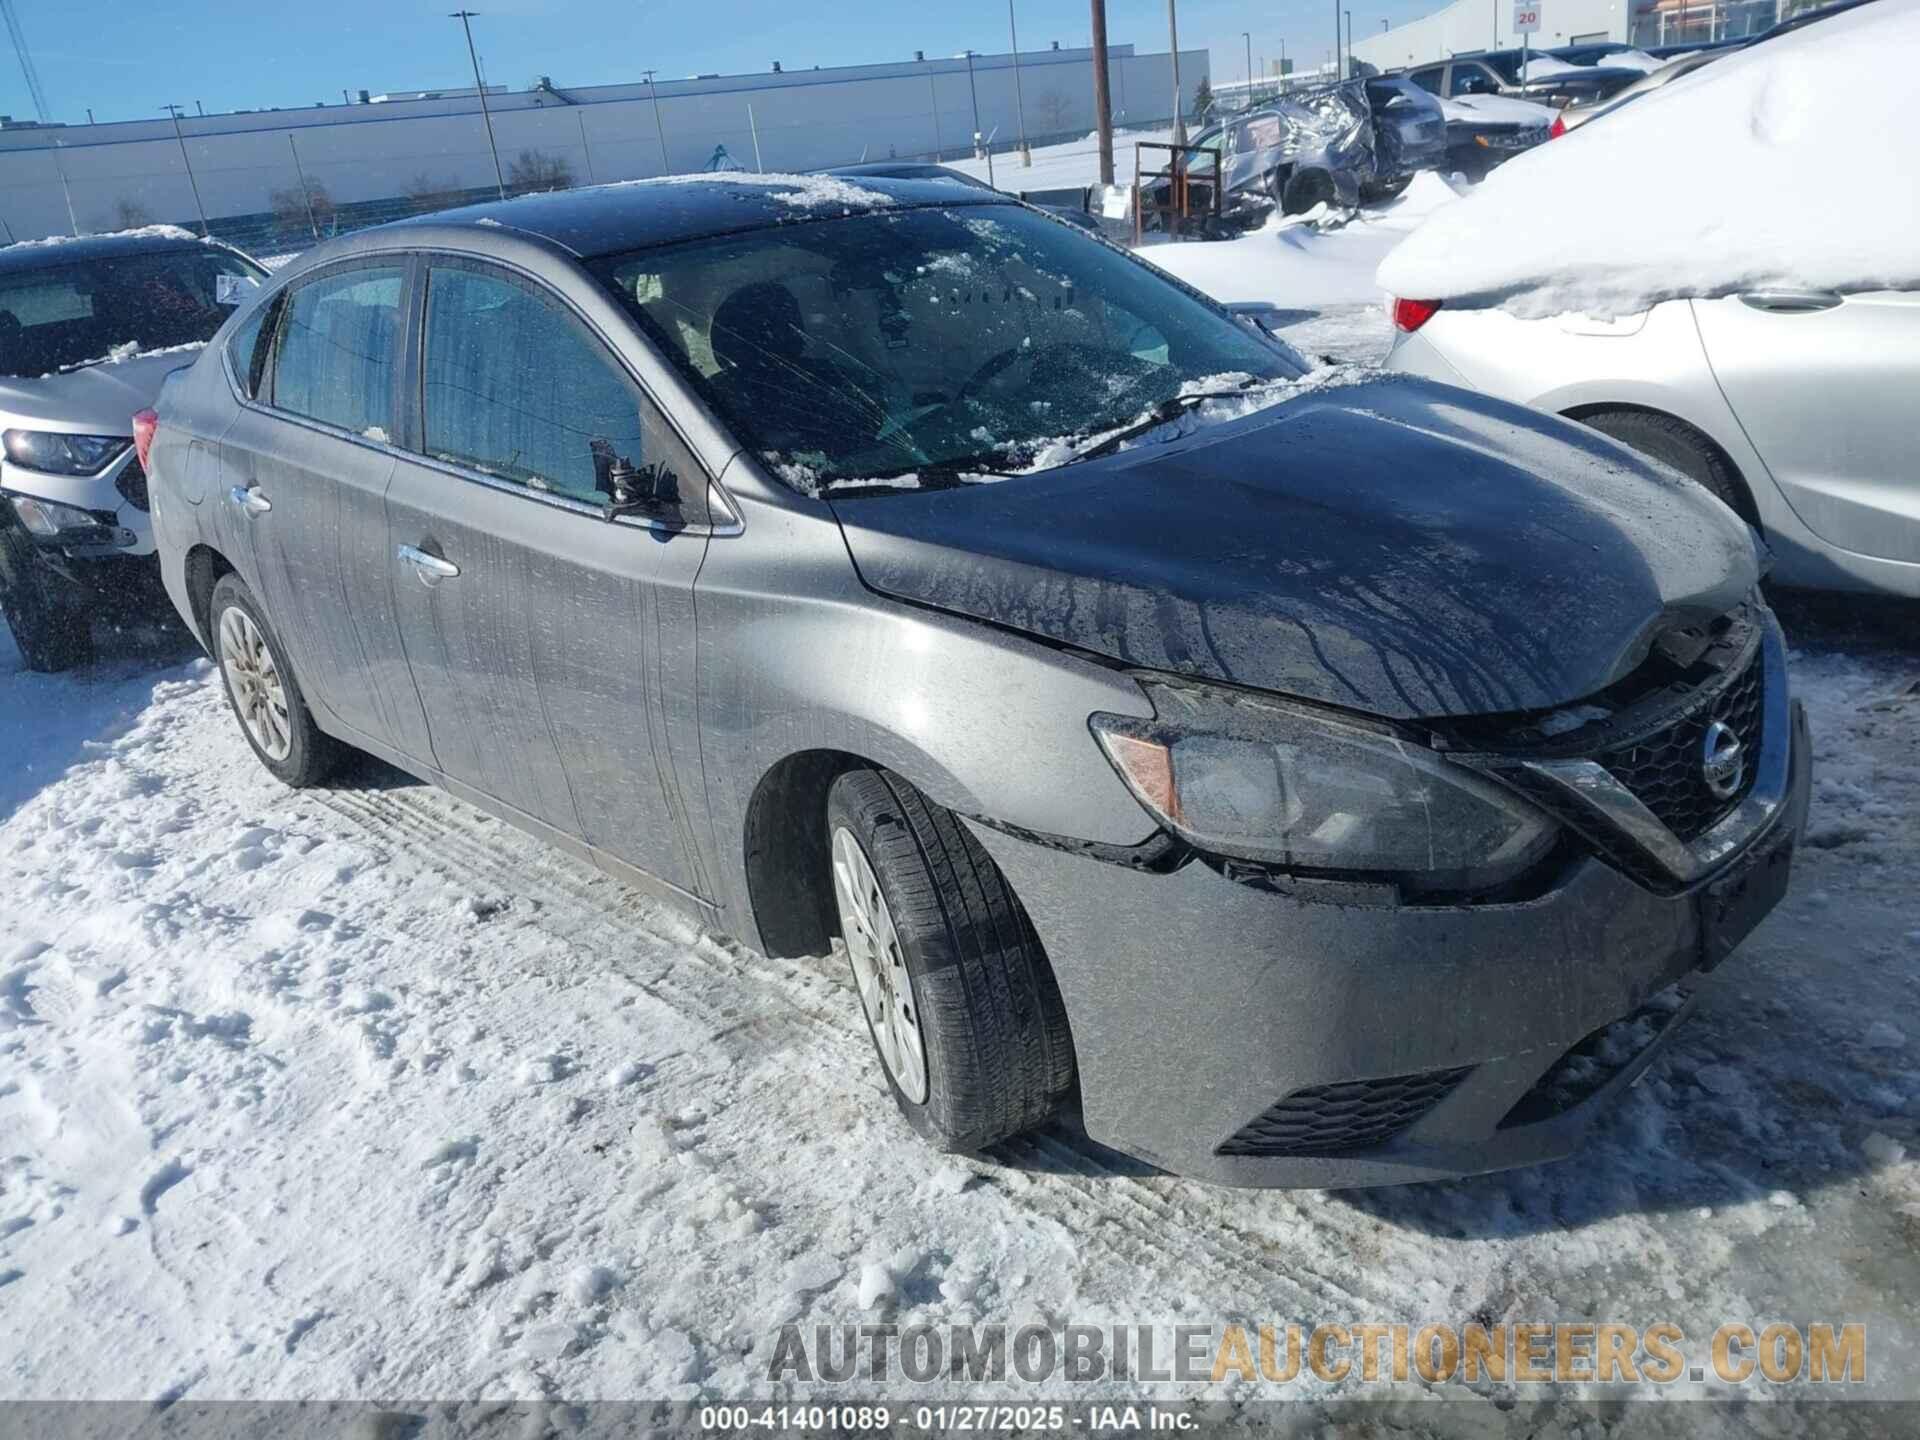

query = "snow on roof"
[[1, 223, 200, 255], [1376, 1, 1920, 318], [621, 171, 893, 210]]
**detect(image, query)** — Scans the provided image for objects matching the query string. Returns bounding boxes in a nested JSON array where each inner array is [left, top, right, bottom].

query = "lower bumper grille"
[[1218, 1066, 1472, 1157], [1499, 986, 1693, 1129]]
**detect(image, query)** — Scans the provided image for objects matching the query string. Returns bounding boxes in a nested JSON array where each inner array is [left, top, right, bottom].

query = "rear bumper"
[[968, 699, 1811, 1188]]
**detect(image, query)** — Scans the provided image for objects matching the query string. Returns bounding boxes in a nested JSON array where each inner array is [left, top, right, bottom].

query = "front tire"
[[209, 573, 340, 787], [826, 769, 1074, 1152]]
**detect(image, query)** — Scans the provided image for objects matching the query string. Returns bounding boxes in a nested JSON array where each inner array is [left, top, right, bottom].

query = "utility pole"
[[449, 11, 506, 199], [288, 133, 320, 240], [1279, 37, 1287, 89], [1336, 0, 1345, 79], [926, 58, 944, 161], [1166, 0, 1185, 145], [961, 50, 984, 160], [48, 139, 78, 236], [160, 105, 210, 236], [1344, 9, 1353, 76], [1242, 31, 1252, 90], [1007, 1, 1029, 163], [642, 69, 670, 172], [1089, 0, 1114, 187]]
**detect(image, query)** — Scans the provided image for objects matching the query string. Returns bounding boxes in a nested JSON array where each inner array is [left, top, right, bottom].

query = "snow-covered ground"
[[4, 150, 1920, 1409]]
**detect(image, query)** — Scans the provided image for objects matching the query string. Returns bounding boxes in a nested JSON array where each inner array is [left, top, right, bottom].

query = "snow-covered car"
[[1381, 0, 1920, 598], [1174, 77, 1446, 225], [1404, 51, 1643, 111], [0, 228, 267, 669], [1433, 93, 1553, 180], [146, 175, 1809, 1187]]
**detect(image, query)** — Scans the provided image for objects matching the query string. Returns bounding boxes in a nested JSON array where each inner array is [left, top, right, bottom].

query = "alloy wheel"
[[830, 825, 929, 1104], [217, 605, 292, 762]]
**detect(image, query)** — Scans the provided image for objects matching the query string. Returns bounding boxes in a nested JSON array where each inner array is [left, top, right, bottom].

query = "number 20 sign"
[[1513, 2, 1542, 33]]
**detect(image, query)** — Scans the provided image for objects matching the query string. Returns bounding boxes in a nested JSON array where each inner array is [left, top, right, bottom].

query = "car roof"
[[378, 174, 1010, 260], [0, 229, 230, 277]]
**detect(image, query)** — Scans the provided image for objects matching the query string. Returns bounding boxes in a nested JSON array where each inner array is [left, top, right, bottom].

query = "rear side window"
[[269, 265, 404, 440], [1452, 65, 1502, 96], [420, 265, 643, 504], [226, 296, 278, 400]]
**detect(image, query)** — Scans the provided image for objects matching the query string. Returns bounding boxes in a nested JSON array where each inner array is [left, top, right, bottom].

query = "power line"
[[1, 0, 52, 123]]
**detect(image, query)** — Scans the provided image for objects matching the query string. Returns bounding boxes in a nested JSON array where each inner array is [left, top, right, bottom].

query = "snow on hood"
[[1376, 1, 1920, 318], [1438, 93, 1556, 126], [1606, 49, 1666, 74], [0, 345, 205, 430]]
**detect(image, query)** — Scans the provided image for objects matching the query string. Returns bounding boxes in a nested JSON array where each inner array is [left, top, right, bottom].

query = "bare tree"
[[110, 197, 155, 230], [268, 177, 336, 242], [1034, 90, 1074, 135], [404, 172, 468, 215], [505, 149, 575, 197]]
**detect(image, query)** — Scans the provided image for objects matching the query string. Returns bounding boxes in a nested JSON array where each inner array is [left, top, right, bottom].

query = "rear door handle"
[[228, 485, 272, 515], [397, 543, 460, 585], [1738, 290, 1842, 314]]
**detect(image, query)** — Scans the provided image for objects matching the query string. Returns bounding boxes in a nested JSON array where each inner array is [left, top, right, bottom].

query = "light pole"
[[1166, 0, 1185, 145], [1007, 1, 1029, 161], [642, 69, 670, 172], [1279, 37, 1287, 89], [1380, 18, 1389, 30], [1242, 31, 1252, 90], [1089, 0, 1115, 187], [449, 11, 505, 200], [961, 49, 983, 158], [926, 58, 944, 161], [1333, 0, 1343, 79], [1344, 9, 1353, 75], [160, 104, 210, 235]]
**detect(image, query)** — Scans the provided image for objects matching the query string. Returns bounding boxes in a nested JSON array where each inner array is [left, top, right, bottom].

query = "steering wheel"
[[958, 341, 1113, 402]]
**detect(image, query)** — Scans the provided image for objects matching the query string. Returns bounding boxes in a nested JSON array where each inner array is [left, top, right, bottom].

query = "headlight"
[[10, 494, 104, 537], [3, 429, 130, 476], [1092, 679, 1555, 894]]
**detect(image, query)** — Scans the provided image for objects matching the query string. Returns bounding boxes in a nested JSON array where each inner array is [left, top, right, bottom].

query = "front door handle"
[[397, 543, 460, 585], [228, 485, 272, 516], [1738, 290, 1843, 314]]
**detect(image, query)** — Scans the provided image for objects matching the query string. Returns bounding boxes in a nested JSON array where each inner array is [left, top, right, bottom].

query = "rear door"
[[384, 256, 713, 897], [1692, 292, 1920, 564], [219, 260, 433, 760]]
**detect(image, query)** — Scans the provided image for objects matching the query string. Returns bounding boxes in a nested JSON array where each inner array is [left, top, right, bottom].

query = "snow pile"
[[1520, 55, 1582, 79], [1377, 1, 1920, 317]]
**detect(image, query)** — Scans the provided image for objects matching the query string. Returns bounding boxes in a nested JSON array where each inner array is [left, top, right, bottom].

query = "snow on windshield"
[[621, 171, 892, 210], [1376, 2, 1920, 318]]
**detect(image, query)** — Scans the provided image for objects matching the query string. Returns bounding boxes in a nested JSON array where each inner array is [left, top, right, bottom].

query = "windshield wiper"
[[1062, 380, 1266, 465]]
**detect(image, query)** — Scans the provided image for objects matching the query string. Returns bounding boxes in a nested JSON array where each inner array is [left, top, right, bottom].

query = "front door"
[[384, 258, 713, 897]]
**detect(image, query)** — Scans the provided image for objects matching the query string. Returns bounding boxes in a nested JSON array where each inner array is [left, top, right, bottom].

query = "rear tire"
[[1280, 169, 1336, 216], [1578, 409, 1747, 517], [0, 520, 93, 672], [209, 573, 341, 788], [825, 768, 1074, 1152]]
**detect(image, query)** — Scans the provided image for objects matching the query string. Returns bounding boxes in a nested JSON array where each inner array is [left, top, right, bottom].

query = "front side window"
[[0, 246, 264, 379], [269, 265, 404, 439], [592, 205, 1300, 494], [421, 265, 644, 504]]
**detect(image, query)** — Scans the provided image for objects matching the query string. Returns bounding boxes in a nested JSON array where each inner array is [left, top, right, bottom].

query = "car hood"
[[0, 347, 205, 433], [831, 376, 1758, 721], [1439, 94, 1555, 127]]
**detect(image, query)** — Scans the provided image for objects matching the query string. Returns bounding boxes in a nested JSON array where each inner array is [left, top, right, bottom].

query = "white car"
[[1385, 292, 1920, 598]]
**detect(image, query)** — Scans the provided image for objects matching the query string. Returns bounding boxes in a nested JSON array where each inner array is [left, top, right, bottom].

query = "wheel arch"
[[1560, 401, 1763, 528], [182, 542, 238, 651], [742, 747, 875, 959]]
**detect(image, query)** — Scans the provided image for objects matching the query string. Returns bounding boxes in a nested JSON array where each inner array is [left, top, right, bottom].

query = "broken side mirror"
[[592, 436, 682, 523]]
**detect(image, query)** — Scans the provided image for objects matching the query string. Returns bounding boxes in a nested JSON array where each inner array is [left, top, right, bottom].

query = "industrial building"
[[0, 41, 1205, 247], [1352, 0, 1791, 72]]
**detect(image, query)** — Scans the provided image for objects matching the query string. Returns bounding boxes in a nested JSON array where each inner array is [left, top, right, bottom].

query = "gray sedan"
[[146, 176, 1809, 1186]]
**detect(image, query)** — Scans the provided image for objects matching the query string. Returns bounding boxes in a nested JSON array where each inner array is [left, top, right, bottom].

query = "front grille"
[[115, 454, 149, 513], [1596, 647, 1764, 841], [1217, 1067, 1472, 1157], [1499, 985, 1693, 1128]]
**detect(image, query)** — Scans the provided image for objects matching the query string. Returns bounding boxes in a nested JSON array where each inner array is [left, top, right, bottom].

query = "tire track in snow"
[[302, 777, 1432, 1323]]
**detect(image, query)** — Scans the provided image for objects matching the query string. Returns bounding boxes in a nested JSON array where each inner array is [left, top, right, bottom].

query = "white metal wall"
[[1352, 0, 1630, 71]]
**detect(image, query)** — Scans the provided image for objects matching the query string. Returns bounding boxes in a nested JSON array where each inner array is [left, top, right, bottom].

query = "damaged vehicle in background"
[[1167, 75, 1445, 227], [0, 228, 266, 669], [147, 176, 1808, 1187]]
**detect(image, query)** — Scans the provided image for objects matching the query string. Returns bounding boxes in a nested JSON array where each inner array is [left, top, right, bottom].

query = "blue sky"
[[2, 0, 1431, 127]]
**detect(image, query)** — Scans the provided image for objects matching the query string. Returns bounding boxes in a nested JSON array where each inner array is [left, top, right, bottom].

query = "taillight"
[[1549, 114, 1567, 139], [1392, 298, 1441, 333], [132, 408, 159, 472]]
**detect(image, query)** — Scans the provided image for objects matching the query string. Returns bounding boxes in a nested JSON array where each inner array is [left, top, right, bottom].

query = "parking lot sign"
[[1513, 2, 1542, 34]]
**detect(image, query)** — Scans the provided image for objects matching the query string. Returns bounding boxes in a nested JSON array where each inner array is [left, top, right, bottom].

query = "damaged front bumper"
[[965, 622, 1812, 1188]]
